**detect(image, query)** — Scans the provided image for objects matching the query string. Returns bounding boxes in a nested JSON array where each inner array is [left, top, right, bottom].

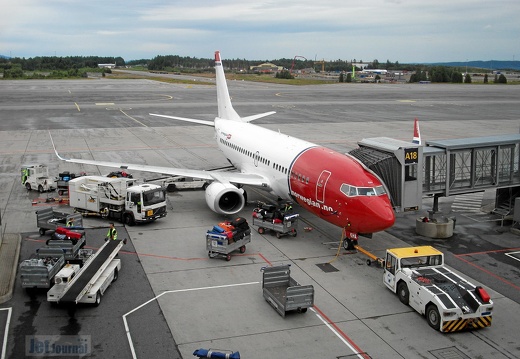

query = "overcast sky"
[[1, 0, 519, 63]]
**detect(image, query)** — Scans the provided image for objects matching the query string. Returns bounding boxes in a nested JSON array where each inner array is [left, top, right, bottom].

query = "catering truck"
[[68, 175, 167, 225], [383, 246, 493, 332]]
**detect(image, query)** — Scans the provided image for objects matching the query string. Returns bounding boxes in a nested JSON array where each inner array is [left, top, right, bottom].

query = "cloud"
[[1, 0, 519, 62]]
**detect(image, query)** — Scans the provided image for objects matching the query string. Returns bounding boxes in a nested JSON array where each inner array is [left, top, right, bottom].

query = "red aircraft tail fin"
[[412, 118, 421, 145]]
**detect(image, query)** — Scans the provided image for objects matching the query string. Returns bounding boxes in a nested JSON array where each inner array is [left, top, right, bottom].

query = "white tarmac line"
[[1, 308, 12, 359], [505, 251, 520, 262], [123, 280, 367, 359], [123, 281, 259, 359]]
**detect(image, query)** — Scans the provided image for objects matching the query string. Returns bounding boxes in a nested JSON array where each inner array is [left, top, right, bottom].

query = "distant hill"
[[422, 60, 520, 71], [0, 55, 10, 59]]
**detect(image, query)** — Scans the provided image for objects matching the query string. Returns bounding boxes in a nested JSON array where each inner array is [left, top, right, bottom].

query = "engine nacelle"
[[204, 182, 245, 215]]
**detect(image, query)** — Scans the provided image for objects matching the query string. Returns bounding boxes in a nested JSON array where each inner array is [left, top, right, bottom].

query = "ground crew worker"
[[21, 168, 28, 184], [105, 222, 117, 241], [66, 217, 74, 227], [282, 202, 293, 214]]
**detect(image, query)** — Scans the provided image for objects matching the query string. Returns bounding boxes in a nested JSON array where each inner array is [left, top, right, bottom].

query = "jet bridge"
[[349, 138, 422, 212], [349, 133, 520, 216]]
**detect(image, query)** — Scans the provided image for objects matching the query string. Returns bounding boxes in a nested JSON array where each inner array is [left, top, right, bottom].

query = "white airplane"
[[53, 51, 395, 247]]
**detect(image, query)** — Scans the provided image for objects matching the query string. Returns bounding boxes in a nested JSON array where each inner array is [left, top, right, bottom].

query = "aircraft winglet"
[[49, 131, 69, 161]]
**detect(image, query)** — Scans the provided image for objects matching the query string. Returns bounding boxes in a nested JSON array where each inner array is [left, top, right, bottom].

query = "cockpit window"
[[340, 184, 386, 197], [374, 186, 386, 195], [358, 187, 376, 196]]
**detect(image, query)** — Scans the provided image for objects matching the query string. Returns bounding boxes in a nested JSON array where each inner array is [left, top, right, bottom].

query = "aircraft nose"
[[358, 196, 395, 233]]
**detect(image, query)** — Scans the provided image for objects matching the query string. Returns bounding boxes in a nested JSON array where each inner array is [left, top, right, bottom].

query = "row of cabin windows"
[[221, 139, 289, 175], [273, 163, 288, 175], [221, 139, 270, 165], [291, 171, 310, 184]]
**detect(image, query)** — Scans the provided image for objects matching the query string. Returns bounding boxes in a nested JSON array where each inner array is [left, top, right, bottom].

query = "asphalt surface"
[[0, 77, 519, 359], [6, 226, 179, 359]]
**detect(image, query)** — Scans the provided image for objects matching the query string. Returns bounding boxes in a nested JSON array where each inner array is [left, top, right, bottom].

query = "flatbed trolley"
[[252, 213, 299, 238]]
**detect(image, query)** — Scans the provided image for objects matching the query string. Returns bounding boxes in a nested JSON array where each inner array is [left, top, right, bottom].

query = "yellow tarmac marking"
[[398, 100, 416, 103], [74, 102, 81, 112], [120, 109, 148, 127], [95, 102, 115, 106]]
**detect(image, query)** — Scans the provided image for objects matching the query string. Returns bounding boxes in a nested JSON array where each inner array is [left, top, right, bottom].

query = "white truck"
[[68, 175, 167, 225], [21, 164, 56, 192], [47, 239, 123, 306], [383, 246, 493, 333]]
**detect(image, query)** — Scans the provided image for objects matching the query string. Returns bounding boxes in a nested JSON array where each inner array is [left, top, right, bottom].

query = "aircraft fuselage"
[[216, 119, 395, 234]]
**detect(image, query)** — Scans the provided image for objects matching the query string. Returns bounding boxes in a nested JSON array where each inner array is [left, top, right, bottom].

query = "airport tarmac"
[[0, 78, 519, 359]]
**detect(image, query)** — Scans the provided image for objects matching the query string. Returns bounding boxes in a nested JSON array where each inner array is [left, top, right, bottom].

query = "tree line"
[[0, 54, 405, 73], [0, 54, 508, 83], [410, 66, 507, 83]]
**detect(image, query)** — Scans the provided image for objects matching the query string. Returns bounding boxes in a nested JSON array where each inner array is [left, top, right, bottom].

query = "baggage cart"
[[206, 232, 251, 261], [55, 171, 85, 195], [19, 249, 65, 290], [252, 213, 299, 238], [261, 264, 314, 317], [206, 217, 252, 261], [36, 207, 83, 236]]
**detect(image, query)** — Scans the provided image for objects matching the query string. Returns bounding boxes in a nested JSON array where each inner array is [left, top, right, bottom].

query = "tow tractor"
[[383, 246, 493, 332], [21, 164, 55, 192], [47, 239, 123, 306]]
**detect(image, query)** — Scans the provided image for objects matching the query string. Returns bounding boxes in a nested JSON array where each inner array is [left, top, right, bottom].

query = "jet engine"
[[205, 182, 245, 215]]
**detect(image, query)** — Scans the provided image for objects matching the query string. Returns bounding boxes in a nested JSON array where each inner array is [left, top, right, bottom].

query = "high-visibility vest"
[[107, 228, 118, 240]]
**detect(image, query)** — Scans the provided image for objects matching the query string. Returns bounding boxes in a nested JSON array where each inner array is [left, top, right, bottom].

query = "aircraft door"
[[254, 151, 259, 167], [383, 252, 397, 290], [316, 170, 331, 203]]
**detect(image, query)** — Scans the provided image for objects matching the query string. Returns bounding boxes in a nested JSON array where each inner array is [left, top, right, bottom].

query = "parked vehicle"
[[68, 175, 167, 225], [47, 240, 123, 306], [384, 246, 494, 332], [21, 164, 55, 192]]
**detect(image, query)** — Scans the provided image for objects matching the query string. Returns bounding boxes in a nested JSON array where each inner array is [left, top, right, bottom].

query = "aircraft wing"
[[53, 149, 269, 187]]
